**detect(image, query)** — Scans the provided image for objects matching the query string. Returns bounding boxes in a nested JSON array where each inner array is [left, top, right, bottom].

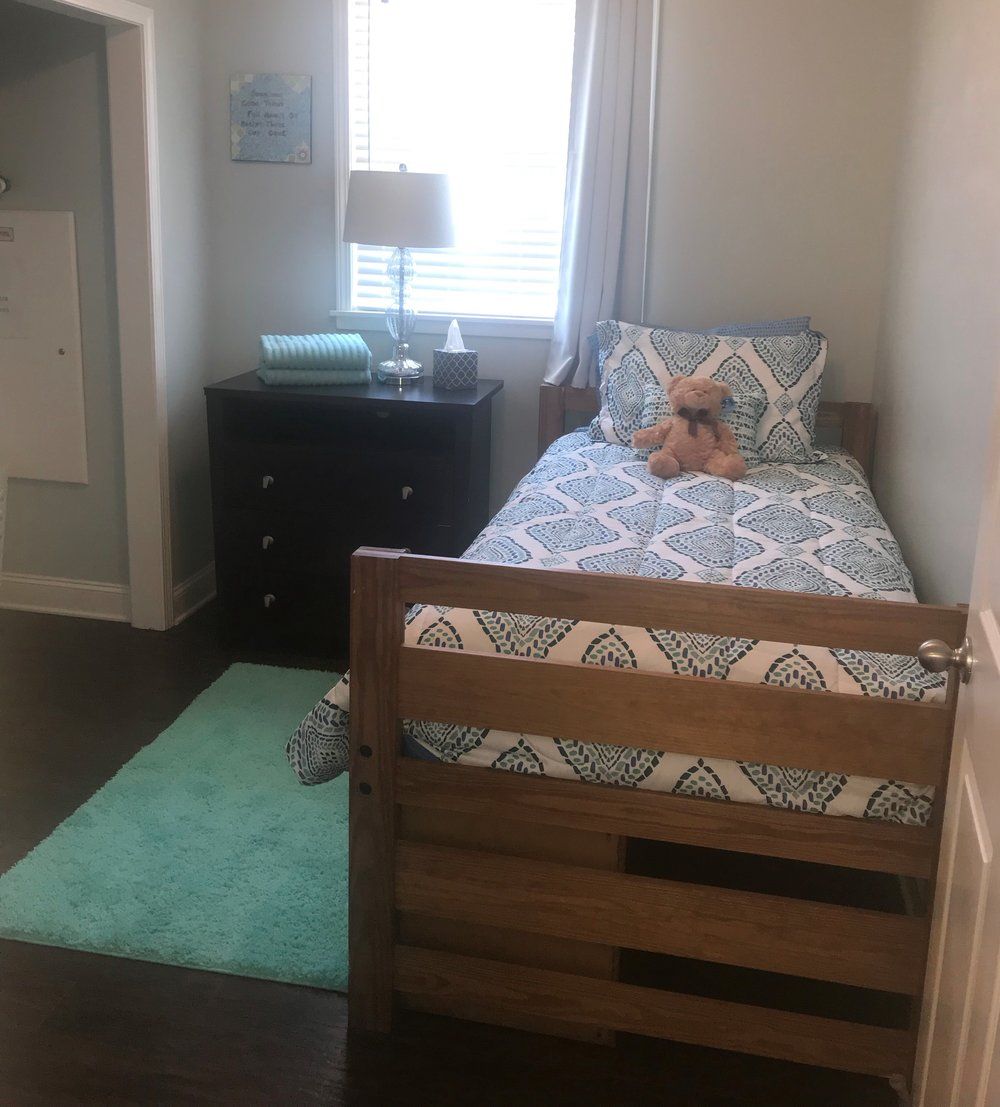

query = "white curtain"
[[545, 0, 658, 388]]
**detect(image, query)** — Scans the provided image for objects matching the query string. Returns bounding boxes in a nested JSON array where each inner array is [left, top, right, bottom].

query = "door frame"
[[19, 0, 173, 629]]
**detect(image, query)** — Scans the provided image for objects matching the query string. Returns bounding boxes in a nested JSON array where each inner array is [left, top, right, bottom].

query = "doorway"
[[0, 0, 171, 629]]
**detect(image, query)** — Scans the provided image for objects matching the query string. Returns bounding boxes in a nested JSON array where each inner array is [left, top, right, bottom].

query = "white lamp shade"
[[343, 169, 455, 249]]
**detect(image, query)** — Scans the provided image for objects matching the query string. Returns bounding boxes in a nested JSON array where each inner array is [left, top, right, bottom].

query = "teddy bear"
[[632, 375, 747, 481]]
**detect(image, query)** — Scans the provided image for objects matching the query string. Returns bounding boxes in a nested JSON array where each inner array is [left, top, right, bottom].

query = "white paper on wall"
[[0, 211, 88, 484], [0, 252, 27, 339]]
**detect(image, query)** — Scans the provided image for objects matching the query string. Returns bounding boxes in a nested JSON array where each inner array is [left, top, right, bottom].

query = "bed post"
[[538, 385, 567, 458], [349, 547, 405, 1033], [839, 403, 878, 482]]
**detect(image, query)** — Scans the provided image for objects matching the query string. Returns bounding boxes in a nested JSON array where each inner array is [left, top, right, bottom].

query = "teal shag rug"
[[0, 663, 348, 990]]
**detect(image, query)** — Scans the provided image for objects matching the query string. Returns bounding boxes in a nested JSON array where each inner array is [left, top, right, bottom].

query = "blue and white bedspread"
[[287, 432, 944, 826]]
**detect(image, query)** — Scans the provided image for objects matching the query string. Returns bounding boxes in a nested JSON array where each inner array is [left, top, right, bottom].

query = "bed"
[[291, 433, 943, 825], [292, 382, 967, 1085]]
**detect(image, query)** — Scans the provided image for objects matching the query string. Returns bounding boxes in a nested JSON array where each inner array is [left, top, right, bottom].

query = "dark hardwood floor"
[[0, 605, 898, 1105]]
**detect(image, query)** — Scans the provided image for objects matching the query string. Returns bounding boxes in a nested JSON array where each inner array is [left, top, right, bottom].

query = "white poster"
[[0, 248, 27, 339], [0, 211, 87, 483]]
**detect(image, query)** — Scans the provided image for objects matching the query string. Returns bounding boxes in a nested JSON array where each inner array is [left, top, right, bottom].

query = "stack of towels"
[[257, 333, 372, 386]]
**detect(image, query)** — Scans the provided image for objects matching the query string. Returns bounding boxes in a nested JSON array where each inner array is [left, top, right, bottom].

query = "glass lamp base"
[[377, 356, 423, 385]]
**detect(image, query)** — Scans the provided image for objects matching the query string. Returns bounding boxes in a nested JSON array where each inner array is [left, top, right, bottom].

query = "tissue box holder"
[[433, 349, 479, 391]]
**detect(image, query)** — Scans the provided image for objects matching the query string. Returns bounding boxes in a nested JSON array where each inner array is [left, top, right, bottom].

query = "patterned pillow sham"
[[708, 315, 811, 336], [594, 320, 827, 462]]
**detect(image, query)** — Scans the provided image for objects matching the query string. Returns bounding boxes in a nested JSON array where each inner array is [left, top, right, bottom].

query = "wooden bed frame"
[[348, 385, 965, 1083]]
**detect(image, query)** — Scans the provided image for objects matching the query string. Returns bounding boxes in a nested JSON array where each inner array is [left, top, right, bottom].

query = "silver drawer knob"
[[263, 593, 276, 609], [262, 535, 274, 550], [261, 475, 274, 489], [401, 486, 414, 501]]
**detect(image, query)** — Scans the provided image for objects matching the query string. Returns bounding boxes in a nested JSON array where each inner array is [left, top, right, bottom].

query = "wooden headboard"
[[538, 385, 877, 480]]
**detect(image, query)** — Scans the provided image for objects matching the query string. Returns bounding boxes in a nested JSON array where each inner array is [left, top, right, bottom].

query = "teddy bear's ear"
[[716, 381, 732, 399], [666, 376, 687, 399]]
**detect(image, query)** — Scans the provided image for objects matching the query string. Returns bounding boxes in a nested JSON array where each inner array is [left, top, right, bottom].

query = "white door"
[[915, 378, 1000, 1104]]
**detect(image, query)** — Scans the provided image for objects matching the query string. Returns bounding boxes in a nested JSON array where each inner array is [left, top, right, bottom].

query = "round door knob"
[[262, 535, 274, 550], [263, 593, 276, 609], [261, 475, 275, 489], [918, 638, 973, 683]]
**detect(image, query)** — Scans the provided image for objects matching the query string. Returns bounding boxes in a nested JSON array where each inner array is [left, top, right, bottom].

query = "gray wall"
[[0, 0, 127, 583], [871, 0, 1000, 604], [646, 0, 915, 402]]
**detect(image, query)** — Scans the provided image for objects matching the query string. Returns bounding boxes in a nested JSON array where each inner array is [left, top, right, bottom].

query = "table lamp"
[[343, 166, 455, 385]]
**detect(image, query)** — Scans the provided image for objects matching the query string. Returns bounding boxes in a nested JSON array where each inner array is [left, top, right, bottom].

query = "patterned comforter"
[[286, 432, 943, 826]]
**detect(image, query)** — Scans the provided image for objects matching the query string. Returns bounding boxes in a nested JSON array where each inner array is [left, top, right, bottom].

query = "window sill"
[[329, 309, 554, 343]]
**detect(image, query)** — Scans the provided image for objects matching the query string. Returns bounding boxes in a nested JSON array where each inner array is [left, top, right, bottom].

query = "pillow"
[[708, 316, 811, 336], [587, 318, 819, 458], [594, 320, 827, 462], [587, 317, 810, 403]]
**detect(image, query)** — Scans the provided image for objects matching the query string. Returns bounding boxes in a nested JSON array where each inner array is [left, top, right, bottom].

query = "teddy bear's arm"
[[632, 424, 668, 448]]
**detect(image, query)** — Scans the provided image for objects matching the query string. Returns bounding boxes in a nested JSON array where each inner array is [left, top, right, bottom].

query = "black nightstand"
[[205, 371, 503, 653]]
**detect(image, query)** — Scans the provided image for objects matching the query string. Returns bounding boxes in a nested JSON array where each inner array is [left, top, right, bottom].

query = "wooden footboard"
[[348, 548, 966, 1080]]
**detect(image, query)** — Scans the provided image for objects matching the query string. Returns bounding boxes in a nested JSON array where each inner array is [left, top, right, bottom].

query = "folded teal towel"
[[256, 367, 372, 387], [258, 333, 372, 373]]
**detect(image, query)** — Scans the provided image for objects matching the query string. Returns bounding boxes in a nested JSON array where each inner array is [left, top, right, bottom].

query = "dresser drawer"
[[218, 500, 457, 583], [219, 443, 356, 511], [220, 570, 349, 652], [218, 510, 371, 576], [365, 455, 455, 538], [219, 395, 457, 455], [218, 443, 455, 524]]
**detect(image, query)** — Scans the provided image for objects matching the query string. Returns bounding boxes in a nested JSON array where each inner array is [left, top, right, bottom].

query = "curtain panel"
[[545, 0, 659, 388]]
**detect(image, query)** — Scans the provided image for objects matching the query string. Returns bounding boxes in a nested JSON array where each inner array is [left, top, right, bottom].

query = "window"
[[343, 0, 576, 321]]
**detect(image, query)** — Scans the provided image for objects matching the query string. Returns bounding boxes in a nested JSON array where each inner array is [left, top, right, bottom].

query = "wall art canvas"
[[230, 73, 312, 164]]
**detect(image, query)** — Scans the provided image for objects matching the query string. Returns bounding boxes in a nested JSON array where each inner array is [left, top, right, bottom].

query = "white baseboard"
[[0, 571, 130, 622], [0, 562, 217, 627], [172, 561, 216, 625]]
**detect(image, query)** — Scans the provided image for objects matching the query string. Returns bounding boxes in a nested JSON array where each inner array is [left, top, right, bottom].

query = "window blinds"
[[347, 0, 575, 320]]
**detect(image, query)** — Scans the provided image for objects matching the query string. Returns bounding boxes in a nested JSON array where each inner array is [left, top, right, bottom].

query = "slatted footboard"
[[348, 548, 966, 1080]]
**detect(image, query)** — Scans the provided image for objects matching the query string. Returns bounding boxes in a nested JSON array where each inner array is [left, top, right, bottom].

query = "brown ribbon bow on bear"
[[677, 406, 721, 441]]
